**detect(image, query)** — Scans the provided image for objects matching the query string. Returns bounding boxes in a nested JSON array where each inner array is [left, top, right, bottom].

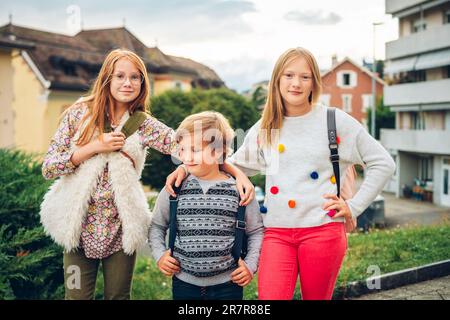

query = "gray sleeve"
[[227, 121, 265, 177], [243, 198, 264, 274], [347, 128, 396, 218], [148, 188, 171, 262]]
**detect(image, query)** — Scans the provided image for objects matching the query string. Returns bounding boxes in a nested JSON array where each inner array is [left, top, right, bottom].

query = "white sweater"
[[228, 104, 396, 228]]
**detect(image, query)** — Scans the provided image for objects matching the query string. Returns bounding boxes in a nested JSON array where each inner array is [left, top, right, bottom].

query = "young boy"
[[149, 111, 264, 300]]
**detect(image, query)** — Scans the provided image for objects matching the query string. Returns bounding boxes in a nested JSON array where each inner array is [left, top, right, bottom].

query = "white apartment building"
[[381, 0, 450, 206]]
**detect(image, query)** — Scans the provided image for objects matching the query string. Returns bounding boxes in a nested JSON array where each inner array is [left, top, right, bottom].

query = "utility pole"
[[372, 22, 383, 138]]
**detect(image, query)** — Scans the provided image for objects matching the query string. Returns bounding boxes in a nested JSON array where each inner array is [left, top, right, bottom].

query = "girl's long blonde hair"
[[73, 48, 150, 146], [259, 47, 322, 146]]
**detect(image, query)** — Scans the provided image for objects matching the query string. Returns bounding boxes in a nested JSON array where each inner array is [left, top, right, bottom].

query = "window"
[[445, 10, 450, 24], [446, 65, 450, 79], [174, 81, 182, 90], [412, 19, 427, 33], [337, 70, 357, 88], [342, 94, 352, 113], [444, 169, 449, 195], [362, 94, 373, 112], [343, 73, 350, 86], [411, 112, 426, 130], [406, 70, 426, 82], [415, 70, 426, 82], [419, 157, 433, 181]]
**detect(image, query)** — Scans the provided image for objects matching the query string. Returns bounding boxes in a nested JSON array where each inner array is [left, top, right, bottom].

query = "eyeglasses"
[[111, 73, 144, 86]]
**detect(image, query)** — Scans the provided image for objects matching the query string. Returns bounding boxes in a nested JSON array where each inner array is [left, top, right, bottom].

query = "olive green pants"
[[63, 249, 136, 300]]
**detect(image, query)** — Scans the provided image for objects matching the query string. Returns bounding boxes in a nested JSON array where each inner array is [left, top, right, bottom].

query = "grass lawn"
[[94, 222, 450, 300]]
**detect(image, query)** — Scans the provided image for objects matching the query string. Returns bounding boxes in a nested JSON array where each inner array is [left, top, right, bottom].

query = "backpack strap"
[[168, 183, 182, 256], [104, 110, 149, 138], [231, 201, 247, 262], [121, 111, 148, 138], [327, 108, 341, 198], [104, 111, 149, 168]]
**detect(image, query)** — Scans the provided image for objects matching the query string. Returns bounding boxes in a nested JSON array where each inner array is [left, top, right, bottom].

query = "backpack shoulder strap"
[[103, 110, 149, 138], [231, 197, 247, 262], [327, 107, 341, 198], [121, 111, 149, 138], [168, 182, 183, 256]]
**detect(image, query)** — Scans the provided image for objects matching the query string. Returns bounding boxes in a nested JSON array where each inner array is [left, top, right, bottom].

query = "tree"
[[251, 86, 267, 110], [0, 149, 64, 299], [141, 88, 260, 189], [367, 97, 395, 140]]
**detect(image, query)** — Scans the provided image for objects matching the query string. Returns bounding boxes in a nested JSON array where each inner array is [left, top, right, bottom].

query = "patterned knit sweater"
[[149, 174, 264, 287]]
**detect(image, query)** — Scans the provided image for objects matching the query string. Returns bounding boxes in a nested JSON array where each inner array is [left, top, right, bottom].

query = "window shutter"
[[336, 71, 343, 87], [351, 72, 357, 87]]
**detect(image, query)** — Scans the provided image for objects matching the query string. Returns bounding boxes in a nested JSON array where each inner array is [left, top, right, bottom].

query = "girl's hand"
[[235, 172, 255, 206], [70, 132, 126, 166], [322, 194, 352, 219], [94, 132, 126, 153], [157, 250, 181, 276], [165, 165, 187, 197], [231, 258, 253, 287]]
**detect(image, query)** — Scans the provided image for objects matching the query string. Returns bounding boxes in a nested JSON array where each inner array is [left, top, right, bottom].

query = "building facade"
[[320, 57, 385, 126], [381, 0, 450, 206], [0, 23, 224, 154]]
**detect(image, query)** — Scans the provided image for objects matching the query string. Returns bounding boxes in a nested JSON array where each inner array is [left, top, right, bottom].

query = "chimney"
[[331, 54, 338, 67]]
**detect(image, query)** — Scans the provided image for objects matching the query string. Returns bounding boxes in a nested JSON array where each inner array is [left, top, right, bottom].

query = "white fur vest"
[[40, 112, 151, 255]]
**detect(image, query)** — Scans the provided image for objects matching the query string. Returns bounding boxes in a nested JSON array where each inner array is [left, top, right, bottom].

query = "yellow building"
[[0, 23, 224, 154]]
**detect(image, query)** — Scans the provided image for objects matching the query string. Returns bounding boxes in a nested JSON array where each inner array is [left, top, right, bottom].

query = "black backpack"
[[168, 183, 248, 262]]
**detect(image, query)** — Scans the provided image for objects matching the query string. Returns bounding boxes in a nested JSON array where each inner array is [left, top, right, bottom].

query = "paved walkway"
[[382, 191, 450, 228], [351, 275, 450, 300]]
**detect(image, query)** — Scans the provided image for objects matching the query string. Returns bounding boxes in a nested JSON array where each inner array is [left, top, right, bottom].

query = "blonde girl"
[[226, 47, 396, 300]]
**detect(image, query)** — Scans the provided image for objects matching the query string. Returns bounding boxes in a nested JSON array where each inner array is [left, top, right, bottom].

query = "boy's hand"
[[231, 258, 253, 287], [165, 165, 187, 197], [157, 250, 181, 276]]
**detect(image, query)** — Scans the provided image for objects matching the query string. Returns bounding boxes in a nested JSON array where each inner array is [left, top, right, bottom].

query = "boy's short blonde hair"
[[176, 111, 235, 159]]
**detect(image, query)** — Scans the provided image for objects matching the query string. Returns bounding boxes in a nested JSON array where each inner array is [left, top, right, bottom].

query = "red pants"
[[258, 222, 347, 300]]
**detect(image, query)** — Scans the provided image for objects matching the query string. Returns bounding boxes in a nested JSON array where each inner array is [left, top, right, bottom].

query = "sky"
[[0, 0, 399, 92]]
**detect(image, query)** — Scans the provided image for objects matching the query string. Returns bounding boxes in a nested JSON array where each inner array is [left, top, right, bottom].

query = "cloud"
[[284, 10, 342, 25], [1, 0, 257, 44], [132, 0, 257, 44], [206, 56, 274, 92]]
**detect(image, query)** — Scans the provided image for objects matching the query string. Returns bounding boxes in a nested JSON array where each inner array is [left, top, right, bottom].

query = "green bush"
[[0, 149, 64, 299]]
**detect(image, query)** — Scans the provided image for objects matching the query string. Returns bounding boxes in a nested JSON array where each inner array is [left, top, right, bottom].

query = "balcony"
[[380, 129, 450, 154], [386, 24, 450, 60], [386, 0, 428, 14], [384, 78, 450, 107]]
